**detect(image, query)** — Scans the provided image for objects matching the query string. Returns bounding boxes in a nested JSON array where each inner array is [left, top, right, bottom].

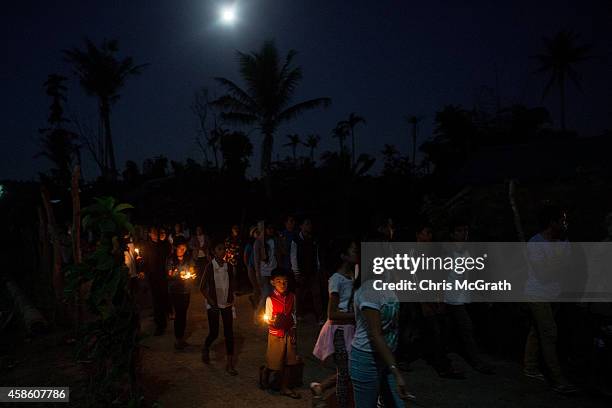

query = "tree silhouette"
[[338, 112, 366, 166], [283, 134, 302, 162], [122, 160, 140, 186], [405, 115, 424, 167], [208, 127, 227, 169], [37, 74, 79, 187], [64, 39, 147, 179], [532, 30, 592, 131], [332, 122, 349, 155], [382, 144, 410, 177], [212, 40, 331, 177], [303, 134, 321, 162], [192, 87, 223, 168], [151, 155, 168, 178], [220, 131, 253, 178], [420, 105, 476, 176]]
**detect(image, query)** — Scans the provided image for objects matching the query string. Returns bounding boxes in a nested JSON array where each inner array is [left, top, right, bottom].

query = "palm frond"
[[278, 97, 331, 123], [219, 111, 258, 125], [214, 77, 257, 108]]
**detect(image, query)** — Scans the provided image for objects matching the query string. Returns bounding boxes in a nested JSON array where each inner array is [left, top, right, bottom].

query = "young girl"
[[200, 240, 237, 375], [350, 249, 414, 407], [166, 236, 196, 350], [311, 239, 358, 407]]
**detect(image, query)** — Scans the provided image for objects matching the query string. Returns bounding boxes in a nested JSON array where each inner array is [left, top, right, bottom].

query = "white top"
[[525, 233, 568, 299], [197, 234, 206, 258], [261, 238, 277, 277], [351, 281, 399, 353], [211, 259, 230, 309], [124, 243, 138, 278], [328, 272, 354, 312]]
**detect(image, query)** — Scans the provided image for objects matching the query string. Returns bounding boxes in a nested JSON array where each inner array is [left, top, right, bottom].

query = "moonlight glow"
[[219, 4, 237, 25]]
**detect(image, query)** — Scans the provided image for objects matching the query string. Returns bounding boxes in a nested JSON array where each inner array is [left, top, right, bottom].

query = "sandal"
[[280, 389, 301, 399], [309, 382, 322, 396], [258, 365, 268, 389]]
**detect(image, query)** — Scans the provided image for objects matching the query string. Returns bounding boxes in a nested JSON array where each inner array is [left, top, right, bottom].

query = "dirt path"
[[140, 288, 327, 407], [139, 287, 610, 408]]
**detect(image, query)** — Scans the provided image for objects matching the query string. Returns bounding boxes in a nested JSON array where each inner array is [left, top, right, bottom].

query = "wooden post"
[[71, 166, 82, 264], [37, 206, 50, 281], [40, 186, 63, 316], [71, 166, 83, 327]]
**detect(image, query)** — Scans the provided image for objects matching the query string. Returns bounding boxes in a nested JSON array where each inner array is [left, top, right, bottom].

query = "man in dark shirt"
[[142, 226, 168, 335], [290, 218, 324, 323]]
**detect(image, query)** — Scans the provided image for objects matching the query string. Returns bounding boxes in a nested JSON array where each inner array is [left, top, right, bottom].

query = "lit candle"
[[181, 266, 195, 280], [262, 313, 270, 323], [135, 248, 140, 256]]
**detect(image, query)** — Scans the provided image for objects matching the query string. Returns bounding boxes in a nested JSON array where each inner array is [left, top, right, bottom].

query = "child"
[[260, 268, 301, 399], [200, 240, 237, 375], [310, 239, 358, 407]]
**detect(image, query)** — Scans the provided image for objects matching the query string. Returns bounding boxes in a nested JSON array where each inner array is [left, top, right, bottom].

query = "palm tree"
[[532, 30, 592, 131], [405, 115, 424, 166], [64, 39, 147, 179], [283, 134, 301, 162], [303, 134, 321, 162], [332, 122, 349, 155], [212, 40, 331, 176], [339, 112, 365, 166]]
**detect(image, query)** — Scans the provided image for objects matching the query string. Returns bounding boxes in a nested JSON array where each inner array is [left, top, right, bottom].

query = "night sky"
[[2, 0, 611, 181]]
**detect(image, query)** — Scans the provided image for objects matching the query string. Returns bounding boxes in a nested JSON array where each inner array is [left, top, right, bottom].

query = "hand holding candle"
[[180, 266, 195, 280], [262, 313, 277, 325]]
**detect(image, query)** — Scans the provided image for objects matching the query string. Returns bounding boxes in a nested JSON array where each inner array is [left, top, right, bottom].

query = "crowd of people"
[[119, 208, 611, 407]]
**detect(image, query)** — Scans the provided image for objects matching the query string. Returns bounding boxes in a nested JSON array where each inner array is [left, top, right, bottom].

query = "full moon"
[[219, 4, 237, 25]]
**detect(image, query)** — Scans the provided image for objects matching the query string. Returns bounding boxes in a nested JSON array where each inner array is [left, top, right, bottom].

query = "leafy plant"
[[65, 197, 141, 406]]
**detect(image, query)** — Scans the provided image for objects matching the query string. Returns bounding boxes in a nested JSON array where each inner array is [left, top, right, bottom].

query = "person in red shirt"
[[260, 268, 301, 399]]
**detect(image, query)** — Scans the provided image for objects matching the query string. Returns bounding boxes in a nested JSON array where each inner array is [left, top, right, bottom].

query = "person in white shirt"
[[190, 225, 210, 277], [124, 235, 143, 296], [254, 222, 282, 315], [200, 240, 237, 375], [523, 204, 577, 394]]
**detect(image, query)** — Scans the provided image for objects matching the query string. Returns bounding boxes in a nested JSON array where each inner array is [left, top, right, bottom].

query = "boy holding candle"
[[260, 268, 301, 399], [200, 239, 237, 375]]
